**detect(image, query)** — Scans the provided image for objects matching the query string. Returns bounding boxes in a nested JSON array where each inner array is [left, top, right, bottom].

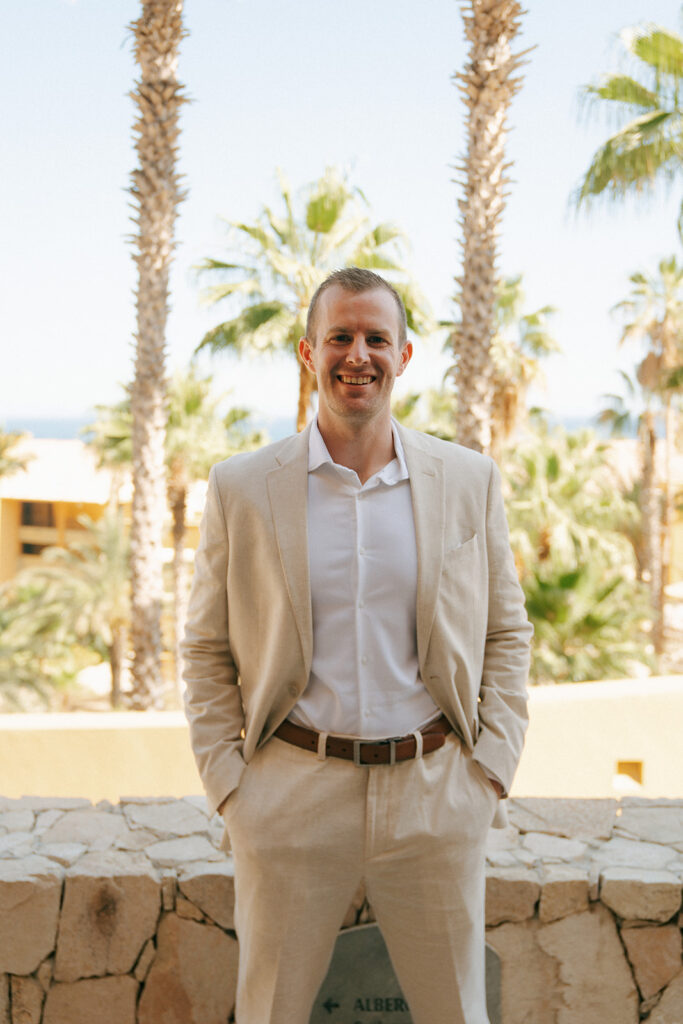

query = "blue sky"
[[1, 0, 681, 434]]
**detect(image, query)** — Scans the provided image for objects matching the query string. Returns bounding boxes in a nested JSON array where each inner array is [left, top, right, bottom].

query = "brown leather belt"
[[273, 714, 452, 765]]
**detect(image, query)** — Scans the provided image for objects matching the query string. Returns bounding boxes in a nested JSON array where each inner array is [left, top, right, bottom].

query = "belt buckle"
[[353, 738, 398, 766]]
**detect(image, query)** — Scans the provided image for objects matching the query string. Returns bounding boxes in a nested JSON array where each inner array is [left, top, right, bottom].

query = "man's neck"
[[316, 413, 396, 485]]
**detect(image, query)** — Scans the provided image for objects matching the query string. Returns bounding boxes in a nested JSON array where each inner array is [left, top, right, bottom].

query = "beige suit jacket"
[[183, 422, 532, 824]]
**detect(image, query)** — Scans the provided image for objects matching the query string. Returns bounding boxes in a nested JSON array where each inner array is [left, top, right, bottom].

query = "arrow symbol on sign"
[[323, 998, 340, 1014]]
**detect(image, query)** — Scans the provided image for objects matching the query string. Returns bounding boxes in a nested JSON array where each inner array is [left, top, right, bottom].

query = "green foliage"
[[0, 429, 31, 480], [502, 423, 652, 683], [195, 166, 431, 373], [575, 21, 683, 236]]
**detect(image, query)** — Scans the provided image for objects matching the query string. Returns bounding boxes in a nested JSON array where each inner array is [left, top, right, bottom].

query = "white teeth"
[[339, 375, 373, 384]]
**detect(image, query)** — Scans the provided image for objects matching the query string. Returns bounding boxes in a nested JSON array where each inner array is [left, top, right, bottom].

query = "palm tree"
[[611, 255, 683, 649], [128, 0, 187, 708], [449, 0, 529, 452], [574, 21, 683, 237], [0, 429, 30, 479], [196, 167, 431, 432], [88, 368, 263, 702]]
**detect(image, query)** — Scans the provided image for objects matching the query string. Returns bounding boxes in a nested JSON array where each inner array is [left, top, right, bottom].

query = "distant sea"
[[5, 414, 297, 442], [5, 412, 632, 442]]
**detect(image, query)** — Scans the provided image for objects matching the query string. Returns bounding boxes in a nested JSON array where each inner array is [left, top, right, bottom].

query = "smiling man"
[[183, 267, 532, 1024]]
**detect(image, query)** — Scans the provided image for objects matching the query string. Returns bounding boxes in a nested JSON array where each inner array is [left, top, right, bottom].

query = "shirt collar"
[[308, 417, 409, 485]]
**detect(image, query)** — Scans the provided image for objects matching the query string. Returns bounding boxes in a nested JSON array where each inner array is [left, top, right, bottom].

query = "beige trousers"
[[223, 732, 497, 1024]]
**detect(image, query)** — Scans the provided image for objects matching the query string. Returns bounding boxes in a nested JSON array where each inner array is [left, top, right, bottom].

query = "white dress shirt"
[[289, 418, 440, 739]]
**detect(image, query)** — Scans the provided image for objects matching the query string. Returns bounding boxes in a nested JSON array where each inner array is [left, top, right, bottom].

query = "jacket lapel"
[[266, 426, 313, 674], [397, 424, 445, 671]]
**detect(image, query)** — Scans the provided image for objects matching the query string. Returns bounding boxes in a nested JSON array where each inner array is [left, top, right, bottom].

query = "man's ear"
[[397, 340, 413, 377], [299, 337, 316, 374]]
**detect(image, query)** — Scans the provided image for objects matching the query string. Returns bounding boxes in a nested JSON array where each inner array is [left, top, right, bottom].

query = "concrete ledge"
[[1, 797, 682, 1022]]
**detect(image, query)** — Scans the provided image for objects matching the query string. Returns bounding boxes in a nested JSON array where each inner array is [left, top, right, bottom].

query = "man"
[[183, 267, 532, 1024]]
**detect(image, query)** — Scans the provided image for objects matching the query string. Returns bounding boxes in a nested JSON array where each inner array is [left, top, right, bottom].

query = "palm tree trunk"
[[451, 0, 527, 452], [640, 412, 663, 654], [128, 0, 187, 708], [109, 624, 127, 709], [169, 481, 187, 706], [296, 357, 316, 432]]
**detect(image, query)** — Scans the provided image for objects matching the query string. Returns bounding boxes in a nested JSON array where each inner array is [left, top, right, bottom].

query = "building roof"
[[0, 438, 132, 504]]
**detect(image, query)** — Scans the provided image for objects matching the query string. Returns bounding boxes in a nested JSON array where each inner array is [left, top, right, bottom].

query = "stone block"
[[621, 925, 682, 999], [647, 968, 683, 1024], [600, 868, 682, 922], [0, 812, 34, 834], [161, 870, 176, 911], [54, 851, 160, 982], [0, 833, 33, 857], [123, 801, 209, 838], [37, 957, 53, 993], [43, 976, 138, 1024], [40, 810, 126, 850], [144, 836, 223, 866], [522, 832, 588, 861], [538, 904, 639, 1023], [538, 865, 590, 923], [176, 896, 204, 921], [508, 798, 618, 839], [39, 843, 87, 867], [0, 799, 90, 813], [615, 805, 683, 850], [485, 920, 562, 1023], [485, 868, 540, 926], [178, 861, 236, 930], [137, 914, 238, 1024], [113, 828, 158, 852], [0, 856, 63, 974], [591, 837, 675, 871], [33, 811, 64, 834], [10, 975, 44, 1024]]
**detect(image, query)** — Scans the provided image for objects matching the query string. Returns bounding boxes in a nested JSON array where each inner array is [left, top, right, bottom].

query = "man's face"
[[299, 285, 412, 428]]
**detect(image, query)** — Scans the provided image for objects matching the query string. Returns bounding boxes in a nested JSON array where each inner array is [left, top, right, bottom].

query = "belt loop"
[[317, 731, 328, 761], [412, 730, 424, 760]]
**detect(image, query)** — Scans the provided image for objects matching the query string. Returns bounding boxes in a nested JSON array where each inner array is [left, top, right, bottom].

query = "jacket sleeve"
[[182, 465, 246, 816], [472, 459, 533, 795]]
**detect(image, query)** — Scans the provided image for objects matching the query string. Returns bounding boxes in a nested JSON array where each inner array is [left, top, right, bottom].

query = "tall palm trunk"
[[168, 479, 188, 705], [640, 411, 663, 654], [128, 0, 186, 707], [451, 0, 526, 452]]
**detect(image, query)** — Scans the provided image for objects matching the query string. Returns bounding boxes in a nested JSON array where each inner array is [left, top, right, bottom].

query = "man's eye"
[[368, 336, 387, 345]]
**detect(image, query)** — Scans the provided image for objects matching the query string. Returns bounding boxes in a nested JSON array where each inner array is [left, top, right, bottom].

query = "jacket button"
[[288, 683, 299, 698]]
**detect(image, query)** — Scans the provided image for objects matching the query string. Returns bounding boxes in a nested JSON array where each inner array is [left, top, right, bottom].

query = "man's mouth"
[[338, 375, 374, 385]]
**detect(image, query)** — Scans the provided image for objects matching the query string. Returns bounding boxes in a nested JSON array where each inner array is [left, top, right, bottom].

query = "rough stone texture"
[[36, 960, 53, 994], [38, 844, 86, 868], [621, 925, 683, 999], [0, 857, 63, 974], [485, 920, 562, 1023], [144, 835, 223, 866], [615, 804, 683, 850], [0, 834, 33, 857], [39, 811, 125, 850], [178, 861, 235, 931], [537, 905, 640, 1023], [591, 837, 678, 871], [485, 867, 540, 926], [10, 976, 44, 1024], [508, 798, 618, 840], [134, 939, 156, 983], [538, 865, 590, 923], [647, 968, 683, 1024], [600, 867, 682, 922], [54, 852, 160, 983], [160, 870, 176, 911], [42, 977, 138, 1024], [123, 801, 209, 838], [176, 896, 204, 921], [137, 914, 238, 1024], [0, 799, 89, 813], [522, 832, 588, 862], [0, 976, 9, 1024], [0, 812, 34, 834]]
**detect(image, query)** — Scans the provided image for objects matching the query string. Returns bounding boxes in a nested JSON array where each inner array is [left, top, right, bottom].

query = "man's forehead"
[[317, 286, 400, 330]]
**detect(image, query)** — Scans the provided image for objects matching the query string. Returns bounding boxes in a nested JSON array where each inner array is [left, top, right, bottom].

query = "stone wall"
[[0, 795, 682, 1023]]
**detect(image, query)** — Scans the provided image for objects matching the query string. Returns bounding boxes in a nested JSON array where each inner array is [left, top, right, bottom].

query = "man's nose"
[[345, 335, 370, 363]]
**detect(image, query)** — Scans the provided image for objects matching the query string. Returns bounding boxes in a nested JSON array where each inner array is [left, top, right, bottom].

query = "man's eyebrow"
[[325, 324, 391, 336]]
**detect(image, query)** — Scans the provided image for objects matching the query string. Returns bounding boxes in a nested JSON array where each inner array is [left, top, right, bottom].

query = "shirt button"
[[361, 656, 368, 665], [287, 683, 299, 697], [359, 546, 366, 555], [358, 599, 365, 608]]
